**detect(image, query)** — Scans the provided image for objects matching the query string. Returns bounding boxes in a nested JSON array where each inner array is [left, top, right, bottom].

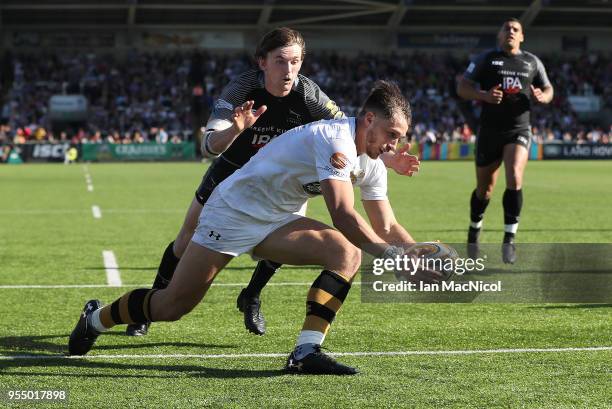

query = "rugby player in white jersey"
[[69, 81, 425, 375], [129, 27, 421, 337]]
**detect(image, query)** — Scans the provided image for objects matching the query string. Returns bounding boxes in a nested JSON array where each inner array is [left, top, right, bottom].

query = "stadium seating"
[[0, 51, 609, 146]]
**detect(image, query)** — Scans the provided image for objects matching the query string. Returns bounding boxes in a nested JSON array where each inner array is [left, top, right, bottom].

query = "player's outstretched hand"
[[394, 245, 445, 284], [383, 144, 420, 177], [484, 84, 503, 104], [530, 85, 546, 104], [232, 100, 267, 132]]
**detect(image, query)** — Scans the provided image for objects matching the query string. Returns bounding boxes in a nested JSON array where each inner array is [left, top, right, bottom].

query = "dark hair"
[[254, 27, 306, 61], [358, 80, 411, 126], [501, 17, 523, 32]]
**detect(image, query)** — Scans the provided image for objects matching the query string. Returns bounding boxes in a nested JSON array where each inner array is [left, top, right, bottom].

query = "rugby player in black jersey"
[[127, 27, 420, 336], [457, 18, 553, 263]]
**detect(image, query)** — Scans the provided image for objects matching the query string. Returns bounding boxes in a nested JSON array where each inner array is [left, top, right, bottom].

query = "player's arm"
[[457, 77, 483, 101], [325, 184, 441, 282], [457, 77, 503, 105], [202, 101, 267, 158], [530, 84, 553, 104], [531, 56, 554, 104], [457, 52, 503, 105], [321, 179, 388, 256], [362, 199, 415, 244]]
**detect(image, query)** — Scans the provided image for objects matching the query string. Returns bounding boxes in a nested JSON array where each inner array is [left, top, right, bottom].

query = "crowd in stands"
[[0, 50, 609, 147]]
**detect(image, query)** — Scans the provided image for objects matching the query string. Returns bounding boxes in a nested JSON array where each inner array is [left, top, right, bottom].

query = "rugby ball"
[[398, 242, 459, 282], [410, 242, 459, 260]]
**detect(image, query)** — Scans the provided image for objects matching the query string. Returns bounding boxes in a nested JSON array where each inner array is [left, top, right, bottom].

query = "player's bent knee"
[[344, 245, 361, 275], [324, 240, 361, 277], [507, 170, 523, 190], [477, 186, 494, 200]]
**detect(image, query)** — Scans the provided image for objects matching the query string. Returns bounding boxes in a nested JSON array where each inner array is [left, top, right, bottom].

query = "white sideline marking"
[[0, 209, 183, 215], [1, 346, 610, 361], [83, 165, 93, 192], [102, 251, 122, 287], [92, 206, 102, 219], [0, 282, 329, 289]]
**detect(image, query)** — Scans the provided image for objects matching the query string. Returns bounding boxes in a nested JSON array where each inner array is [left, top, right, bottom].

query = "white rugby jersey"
[[215, 117, 387, 222]]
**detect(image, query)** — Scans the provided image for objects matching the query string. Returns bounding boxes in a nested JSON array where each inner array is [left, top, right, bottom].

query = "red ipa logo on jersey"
[[330, 152, 349, 169], [502, 76, 522, 94]]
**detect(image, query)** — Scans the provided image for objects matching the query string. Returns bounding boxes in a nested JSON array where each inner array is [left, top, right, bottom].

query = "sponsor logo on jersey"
[[330, 152, 348, 169], [502, 76, 523, 94], [492, 60, 504, 66], [214, 99, 233, 112], [323, 165, 349, 179], [251, 133, 273, 149], [302, 181, 322, 196]]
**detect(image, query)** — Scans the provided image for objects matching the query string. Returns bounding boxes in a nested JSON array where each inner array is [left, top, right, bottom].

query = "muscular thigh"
[[503, 142, 529, 189], [253, 217, 356, 268], [155, 241, 233, 312], [475, 129, 505, 167]]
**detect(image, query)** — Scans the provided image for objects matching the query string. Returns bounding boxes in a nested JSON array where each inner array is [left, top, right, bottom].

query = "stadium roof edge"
[[0, 1, 609, 31]]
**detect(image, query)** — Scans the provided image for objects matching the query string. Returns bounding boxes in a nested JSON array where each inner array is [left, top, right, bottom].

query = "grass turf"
[[0, 161, 610, 408]]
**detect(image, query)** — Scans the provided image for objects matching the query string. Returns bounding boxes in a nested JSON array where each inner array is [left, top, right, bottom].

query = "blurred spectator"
[[0, 50, 609, 145]]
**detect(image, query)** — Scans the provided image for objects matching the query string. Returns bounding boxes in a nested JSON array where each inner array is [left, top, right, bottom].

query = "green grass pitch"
[[0, 160, 610, 408]]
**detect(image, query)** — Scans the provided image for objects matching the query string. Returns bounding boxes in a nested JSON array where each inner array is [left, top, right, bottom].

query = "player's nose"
[[281, 62, 292, 74]]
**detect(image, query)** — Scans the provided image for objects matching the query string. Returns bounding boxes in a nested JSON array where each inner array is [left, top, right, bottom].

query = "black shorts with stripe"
[[475, 128, 531, 167], [195, 156, 240, 206]]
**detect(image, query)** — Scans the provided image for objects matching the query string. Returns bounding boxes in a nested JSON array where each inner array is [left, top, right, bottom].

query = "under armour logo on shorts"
[[209, 231, 221, 240]]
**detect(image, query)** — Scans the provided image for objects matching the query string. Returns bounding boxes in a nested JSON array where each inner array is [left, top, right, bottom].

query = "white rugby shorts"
[[192, 191, 306, 257]]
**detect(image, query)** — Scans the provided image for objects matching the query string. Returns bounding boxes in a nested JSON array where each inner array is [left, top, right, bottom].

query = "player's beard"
[[365, 128, 381, 159]]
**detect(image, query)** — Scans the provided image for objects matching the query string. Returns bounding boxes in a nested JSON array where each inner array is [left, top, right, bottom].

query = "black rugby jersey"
[[206, 69, 343, 166], [464, 48, 551, 131]]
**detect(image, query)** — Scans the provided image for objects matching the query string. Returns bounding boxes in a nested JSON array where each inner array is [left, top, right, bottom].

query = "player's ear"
[[365, 111, 376, 126], [257, 56, 267, 71]]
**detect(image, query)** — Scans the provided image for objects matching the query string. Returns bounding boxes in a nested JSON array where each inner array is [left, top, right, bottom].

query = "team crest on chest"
[[287, 110, 302, 127]]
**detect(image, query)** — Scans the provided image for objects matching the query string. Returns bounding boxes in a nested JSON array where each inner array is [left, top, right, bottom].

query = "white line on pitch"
[[83, 166, 94, 192], [0, 282, 332, 289], [102, 251, 122, 287], [0, 209, 184, 215], [92, 206, 102, 219], [1, 346, 610, 361]]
